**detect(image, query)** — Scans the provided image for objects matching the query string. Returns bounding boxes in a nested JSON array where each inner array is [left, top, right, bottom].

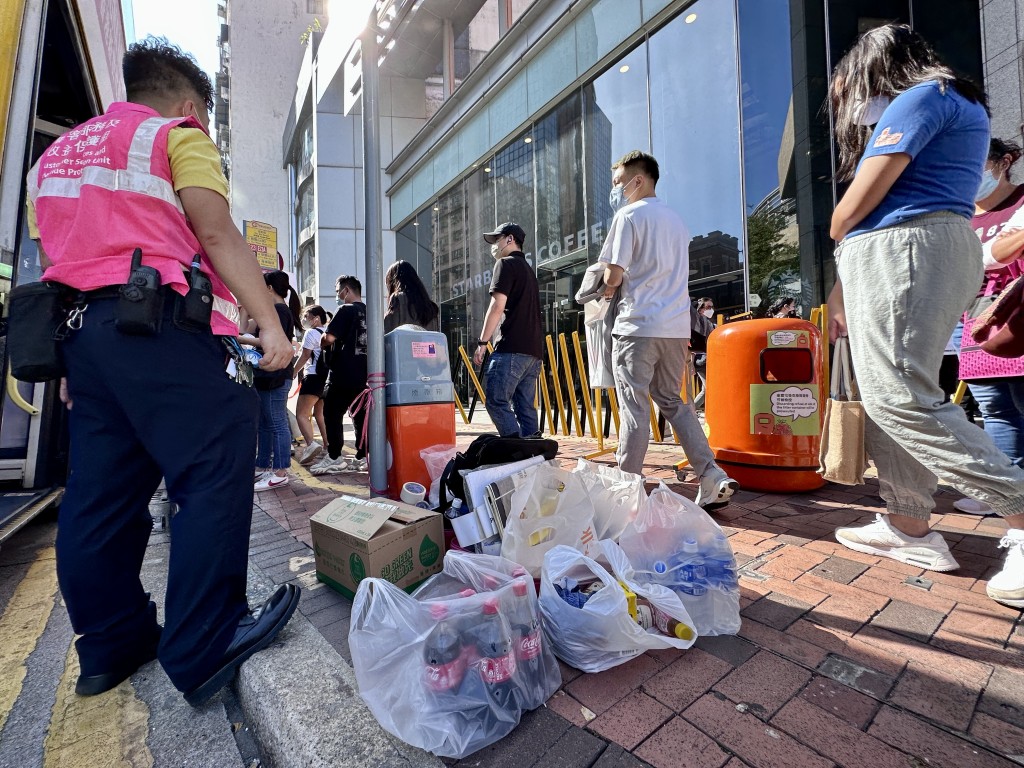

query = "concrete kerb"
[[235, 560, 444, 768]]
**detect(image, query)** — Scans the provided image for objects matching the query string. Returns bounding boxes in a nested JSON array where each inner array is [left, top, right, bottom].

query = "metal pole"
[[361, 17, 387, 495]]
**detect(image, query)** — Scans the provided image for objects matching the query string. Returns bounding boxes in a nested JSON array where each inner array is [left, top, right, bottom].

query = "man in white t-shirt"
[[599, 150, 738, 509]]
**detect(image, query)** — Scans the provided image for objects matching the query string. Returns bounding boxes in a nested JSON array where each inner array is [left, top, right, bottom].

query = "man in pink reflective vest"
[[25, 38, 299, 706]]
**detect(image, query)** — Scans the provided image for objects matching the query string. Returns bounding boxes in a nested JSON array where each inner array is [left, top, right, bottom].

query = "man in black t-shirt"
[[311, 275, 368, 474], [473, 222, 543, 437]]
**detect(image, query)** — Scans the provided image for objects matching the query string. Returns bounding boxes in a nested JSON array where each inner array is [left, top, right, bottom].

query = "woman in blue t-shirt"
[[824, 24, 1024, 608]]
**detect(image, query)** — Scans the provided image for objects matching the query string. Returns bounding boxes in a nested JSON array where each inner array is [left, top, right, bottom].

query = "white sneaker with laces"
[[254, 470, 271, 483], [348, 457, 368, 472], [952, 498, 994, 516], [310, 455, 347, 475], [987, 529, 1024, 608], [695, 472, 739, 510], [254, 473, 289, 491], [835, 514, 959, 572], [299, 441, 323, 466]]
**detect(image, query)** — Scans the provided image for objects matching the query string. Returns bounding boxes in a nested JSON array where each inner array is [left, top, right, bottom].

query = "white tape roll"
[[400, 481, 426, 505]]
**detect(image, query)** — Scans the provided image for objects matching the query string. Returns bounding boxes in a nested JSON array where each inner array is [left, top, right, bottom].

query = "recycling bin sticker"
[[749, 384, 820, 436]]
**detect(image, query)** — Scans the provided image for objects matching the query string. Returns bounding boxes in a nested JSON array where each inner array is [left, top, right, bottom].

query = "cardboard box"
[[310, 495, 444, 599]]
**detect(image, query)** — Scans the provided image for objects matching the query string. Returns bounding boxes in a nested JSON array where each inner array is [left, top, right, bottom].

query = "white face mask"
[[976, 168, 1001, 201], [701, 309, 715, 319], [490, 243, 500, 258], [853, 95, 891, 126]]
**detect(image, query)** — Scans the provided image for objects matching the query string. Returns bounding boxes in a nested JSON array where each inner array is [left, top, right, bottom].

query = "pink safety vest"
[[26, 102, 240, 336]]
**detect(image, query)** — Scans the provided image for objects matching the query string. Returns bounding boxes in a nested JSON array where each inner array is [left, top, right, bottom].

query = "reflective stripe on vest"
[[32, 118, 183, 213]]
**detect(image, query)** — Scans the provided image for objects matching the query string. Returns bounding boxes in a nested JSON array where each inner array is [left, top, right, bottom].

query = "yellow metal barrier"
[[538, 363, 556, 435], [558, 333, 584, 436], [571, 332, 598, 437], [457, 344, 487, 405], [648, 397, 663, 443], [453, 388, 470, 424], [545, 335, 569, 436], [952, 380, 968, 405]]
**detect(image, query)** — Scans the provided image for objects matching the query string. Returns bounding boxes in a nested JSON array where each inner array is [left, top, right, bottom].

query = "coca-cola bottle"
[[474, 596, 518, 712], [423, 603, 466, 700], [510, 578, 544, 707]]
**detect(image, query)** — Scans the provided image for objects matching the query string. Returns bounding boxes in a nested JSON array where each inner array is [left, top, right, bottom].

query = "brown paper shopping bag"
[[818, 337, 869, 485]]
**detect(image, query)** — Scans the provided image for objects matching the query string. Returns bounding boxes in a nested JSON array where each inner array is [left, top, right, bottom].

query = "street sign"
[[243, 220, 278, 271]]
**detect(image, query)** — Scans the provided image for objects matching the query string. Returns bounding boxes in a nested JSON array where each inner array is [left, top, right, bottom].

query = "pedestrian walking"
[[294, 305, 330, 465], [825, 24, 1024, 607], [310, 275, 368, 474], [952, 138, 1024, 517], [473, 223, 544, 438], [384, 260, 439, 332], [24, 37, 299, 705], [247, 270, 302, 491], [598, 150, 738, 509]]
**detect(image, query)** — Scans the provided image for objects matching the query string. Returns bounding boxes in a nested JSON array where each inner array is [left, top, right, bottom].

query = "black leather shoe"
[[183, 583, 300, 707], [75, 633, 161, 696]]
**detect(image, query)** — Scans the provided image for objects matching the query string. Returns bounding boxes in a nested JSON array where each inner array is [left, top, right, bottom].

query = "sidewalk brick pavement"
[[250, 422, 1024, 767]]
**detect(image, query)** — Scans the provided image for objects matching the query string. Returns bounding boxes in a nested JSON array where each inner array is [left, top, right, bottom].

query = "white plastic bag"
[[538, 540, 697, 673], [350, 551, 560, 758], [500, 462, 598, 577], [618, 483, 741, 636], [420, 444, 458, 508], [572, 459, 645, 541]]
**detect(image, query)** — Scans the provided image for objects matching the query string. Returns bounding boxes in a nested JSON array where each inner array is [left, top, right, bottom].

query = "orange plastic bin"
[[384, 327, 457, 500], [704, 318, 826, 492]]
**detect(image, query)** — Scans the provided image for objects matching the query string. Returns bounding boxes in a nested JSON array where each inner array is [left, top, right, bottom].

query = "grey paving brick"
[[870, 600, 945, 643], [742, 593, 813, 630], [693, 635, 758, 668], [817, 654, 897, 700], [809, 556, 869, 585], [528, 725, 607, 768]]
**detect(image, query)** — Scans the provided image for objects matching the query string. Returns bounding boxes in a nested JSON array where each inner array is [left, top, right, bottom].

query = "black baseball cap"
[[483, 222, 527, 245]]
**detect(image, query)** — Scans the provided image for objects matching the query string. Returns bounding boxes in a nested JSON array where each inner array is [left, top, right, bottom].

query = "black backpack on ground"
[[437, 434, 558, 516]]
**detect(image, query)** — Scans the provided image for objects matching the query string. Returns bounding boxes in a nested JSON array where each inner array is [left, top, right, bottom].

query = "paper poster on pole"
[[244, 220, 278, 271]]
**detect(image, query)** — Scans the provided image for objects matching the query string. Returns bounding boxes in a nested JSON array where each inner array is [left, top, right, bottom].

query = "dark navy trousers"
[[58, 297, 258, 692]]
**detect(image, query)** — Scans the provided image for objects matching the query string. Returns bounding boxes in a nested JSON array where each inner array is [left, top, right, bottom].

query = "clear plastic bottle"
[[474, 597, 518, 713], [423, 603, 466, 698], [510, 578, 544, 707]]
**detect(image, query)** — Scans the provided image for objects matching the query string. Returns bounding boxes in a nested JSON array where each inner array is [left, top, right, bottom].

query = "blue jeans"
[[969, 378, 1024, 467], [257, 380, 292, 470], [950, 322, 1024, 466], [484, 352, 541, 437]]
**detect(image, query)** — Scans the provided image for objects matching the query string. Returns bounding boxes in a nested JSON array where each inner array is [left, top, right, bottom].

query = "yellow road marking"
[[44, 643, 153, 768], [0, 547, 58, 733]]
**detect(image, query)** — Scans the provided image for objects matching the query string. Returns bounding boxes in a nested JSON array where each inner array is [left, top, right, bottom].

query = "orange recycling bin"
[[704, 318, 826, 492], [384, 327, 457, 500]]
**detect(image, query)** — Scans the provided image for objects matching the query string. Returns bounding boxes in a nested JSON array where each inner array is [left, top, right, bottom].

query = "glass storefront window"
[[297, 181, 315, 237], [297, 242, 316, 297], [583, 43, 650, 263], [297, 118, 314, 179], [649, 0, 745, 315]]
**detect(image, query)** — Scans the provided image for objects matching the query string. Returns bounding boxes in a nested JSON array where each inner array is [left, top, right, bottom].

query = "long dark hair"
[[386, 260, 439, 327], [264, 270, 304, 334], [830, 24, 988, 181]]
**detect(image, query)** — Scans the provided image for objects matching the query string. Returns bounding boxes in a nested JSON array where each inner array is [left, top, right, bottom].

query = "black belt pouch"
[[7, 282, 67, 382]]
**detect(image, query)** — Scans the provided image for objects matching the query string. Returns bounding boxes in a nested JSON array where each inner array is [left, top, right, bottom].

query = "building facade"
[[217, 0, 326, 267], [286, 0, 990, 396]]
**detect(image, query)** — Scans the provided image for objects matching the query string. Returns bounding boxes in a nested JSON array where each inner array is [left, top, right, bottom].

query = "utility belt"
[[7, 248, 215, 383]]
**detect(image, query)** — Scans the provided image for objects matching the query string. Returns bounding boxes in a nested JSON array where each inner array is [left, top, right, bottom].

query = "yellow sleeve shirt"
[[26, 125, 228, 239]]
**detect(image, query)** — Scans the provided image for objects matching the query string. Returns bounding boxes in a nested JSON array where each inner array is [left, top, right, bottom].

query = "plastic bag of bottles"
[[538, 540, 697, 673], [571, 459, 645, 541], [618, 483, 741, 636], [349, 550, 561, 758], [501, 462, 598, 578]]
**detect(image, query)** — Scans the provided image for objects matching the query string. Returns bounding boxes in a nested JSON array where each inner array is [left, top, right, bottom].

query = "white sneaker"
[[695, 472, 739, 510], [254, 473, 289, 491], [299, 441, 323, 466], [953, 498, 994, 516], [987, 530, 1024, 608], [254, 470, 271, 483], [310, 455, 347, 475], [348, 457, 368, 472], [835, 514, 959, 572]]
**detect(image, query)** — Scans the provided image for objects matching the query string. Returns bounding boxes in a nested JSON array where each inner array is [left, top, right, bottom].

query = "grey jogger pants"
[[612, 335, 720, 479], [837, 212, 1024, 520]]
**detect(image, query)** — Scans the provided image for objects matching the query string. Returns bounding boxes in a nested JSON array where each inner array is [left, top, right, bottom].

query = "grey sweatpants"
[[837, 212, 1024, 520], [612, 335, 721, 479]]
